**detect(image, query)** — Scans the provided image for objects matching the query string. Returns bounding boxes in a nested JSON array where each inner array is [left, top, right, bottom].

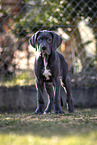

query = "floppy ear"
[[50, 31, 62, 50], [29, 31, 40, 50]]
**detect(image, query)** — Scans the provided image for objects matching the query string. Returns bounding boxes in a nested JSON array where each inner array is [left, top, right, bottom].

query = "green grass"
[[0, 109, 97, 145]]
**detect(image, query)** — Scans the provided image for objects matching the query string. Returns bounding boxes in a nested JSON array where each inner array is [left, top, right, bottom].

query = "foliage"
[[0, 109, 97, 145], [13, 0, 97, 38], [0, 71, 35, 87], [0, 0, 96, 80]]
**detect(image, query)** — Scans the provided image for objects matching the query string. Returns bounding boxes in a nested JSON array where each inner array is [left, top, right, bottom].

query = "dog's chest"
[[43, 57, 51, 80]]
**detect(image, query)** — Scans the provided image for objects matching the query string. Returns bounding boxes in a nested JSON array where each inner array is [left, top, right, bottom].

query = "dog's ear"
[[29, 31, 40, 50], [50, 31, 62, 50]]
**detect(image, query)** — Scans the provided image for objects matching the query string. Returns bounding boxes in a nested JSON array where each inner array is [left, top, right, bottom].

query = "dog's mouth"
[[42, 51, 46, 55], [42, 53, 49, 60], [41, 50, 50, 56]]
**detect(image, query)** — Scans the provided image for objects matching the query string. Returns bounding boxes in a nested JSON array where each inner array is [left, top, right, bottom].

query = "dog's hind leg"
[[54, 78, 65, 114], [44, 82, 54, 114], [62, 75, 74, 113]]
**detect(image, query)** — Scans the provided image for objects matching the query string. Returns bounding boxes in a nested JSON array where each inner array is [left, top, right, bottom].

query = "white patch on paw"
[[43, 112, 46, 114]]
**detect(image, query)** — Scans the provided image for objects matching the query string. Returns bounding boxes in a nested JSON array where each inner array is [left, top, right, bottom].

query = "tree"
[[10, 0, 97, 68], [0, 0, 26, 76]]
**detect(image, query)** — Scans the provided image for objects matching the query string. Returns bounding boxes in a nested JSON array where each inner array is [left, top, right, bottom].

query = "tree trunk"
[[70, 23, 87, 68]]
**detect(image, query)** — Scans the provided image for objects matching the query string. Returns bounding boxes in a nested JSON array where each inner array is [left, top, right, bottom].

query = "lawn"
[[0, 109, 97, 145]]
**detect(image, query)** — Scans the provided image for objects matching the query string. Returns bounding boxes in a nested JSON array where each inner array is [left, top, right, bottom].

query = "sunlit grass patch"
[[0, 131, 97, 145]]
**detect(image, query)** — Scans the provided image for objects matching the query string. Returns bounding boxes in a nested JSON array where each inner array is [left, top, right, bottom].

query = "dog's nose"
[[42, 46, 46, 50]]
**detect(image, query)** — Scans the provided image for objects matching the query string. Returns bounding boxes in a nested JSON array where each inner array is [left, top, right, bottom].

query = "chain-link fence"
[[0, 0, 97, 87]]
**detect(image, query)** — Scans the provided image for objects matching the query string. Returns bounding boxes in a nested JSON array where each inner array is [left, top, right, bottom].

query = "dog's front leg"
[[54, 78, 65, 114], [34, 80, 45, 114], [44, 82, 54, 114]]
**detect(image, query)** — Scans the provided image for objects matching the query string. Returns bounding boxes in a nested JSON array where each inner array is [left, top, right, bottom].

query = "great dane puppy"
[[30, 30, 74, 114]]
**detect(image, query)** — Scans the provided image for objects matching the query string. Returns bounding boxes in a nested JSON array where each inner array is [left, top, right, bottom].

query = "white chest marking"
[[43, 57, 51, 80]]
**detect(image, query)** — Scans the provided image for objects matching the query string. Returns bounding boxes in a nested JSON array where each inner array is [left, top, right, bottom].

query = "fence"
[[0, 0, 97, 87]]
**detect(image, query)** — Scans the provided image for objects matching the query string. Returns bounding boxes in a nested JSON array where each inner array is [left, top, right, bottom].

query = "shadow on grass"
[[0, 109, 97, 138]]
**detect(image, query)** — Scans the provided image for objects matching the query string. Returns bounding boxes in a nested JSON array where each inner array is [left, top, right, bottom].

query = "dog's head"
[[29, 30, 62, 55]]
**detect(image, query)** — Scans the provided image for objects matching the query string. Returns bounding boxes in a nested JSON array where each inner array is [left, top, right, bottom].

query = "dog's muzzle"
[[41, 46, 50, 55], [41, 46, 47, 54], [42, 46, 47, 51]]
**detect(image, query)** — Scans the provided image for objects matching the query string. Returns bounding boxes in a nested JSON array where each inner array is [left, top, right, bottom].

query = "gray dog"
[[30, 30, 74, 114]]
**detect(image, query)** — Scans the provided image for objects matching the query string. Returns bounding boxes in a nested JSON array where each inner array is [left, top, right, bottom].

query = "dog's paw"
[[33, 108, 43, 115], [67, 101, 74, 113], [43, 108, 51, 114], [54, 105, 65, 114], [54, 109, 65, 114], [33, 111, 43, 115], [43, 111, 51, 114], [68, 108, 74, 113]]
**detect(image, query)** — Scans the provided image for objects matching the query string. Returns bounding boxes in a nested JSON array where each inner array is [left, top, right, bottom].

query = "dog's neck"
[[42, 53, 49, 61], [43, 56, 47, 69], [42, 54, 51, 80]]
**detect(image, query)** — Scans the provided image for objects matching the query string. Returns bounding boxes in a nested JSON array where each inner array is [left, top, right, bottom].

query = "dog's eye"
[[37, 38, 42, 43], [47, 38, 52, 43]]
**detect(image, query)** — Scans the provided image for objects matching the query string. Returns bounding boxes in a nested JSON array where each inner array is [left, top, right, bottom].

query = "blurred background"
[[0, 0, 97, 87]]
